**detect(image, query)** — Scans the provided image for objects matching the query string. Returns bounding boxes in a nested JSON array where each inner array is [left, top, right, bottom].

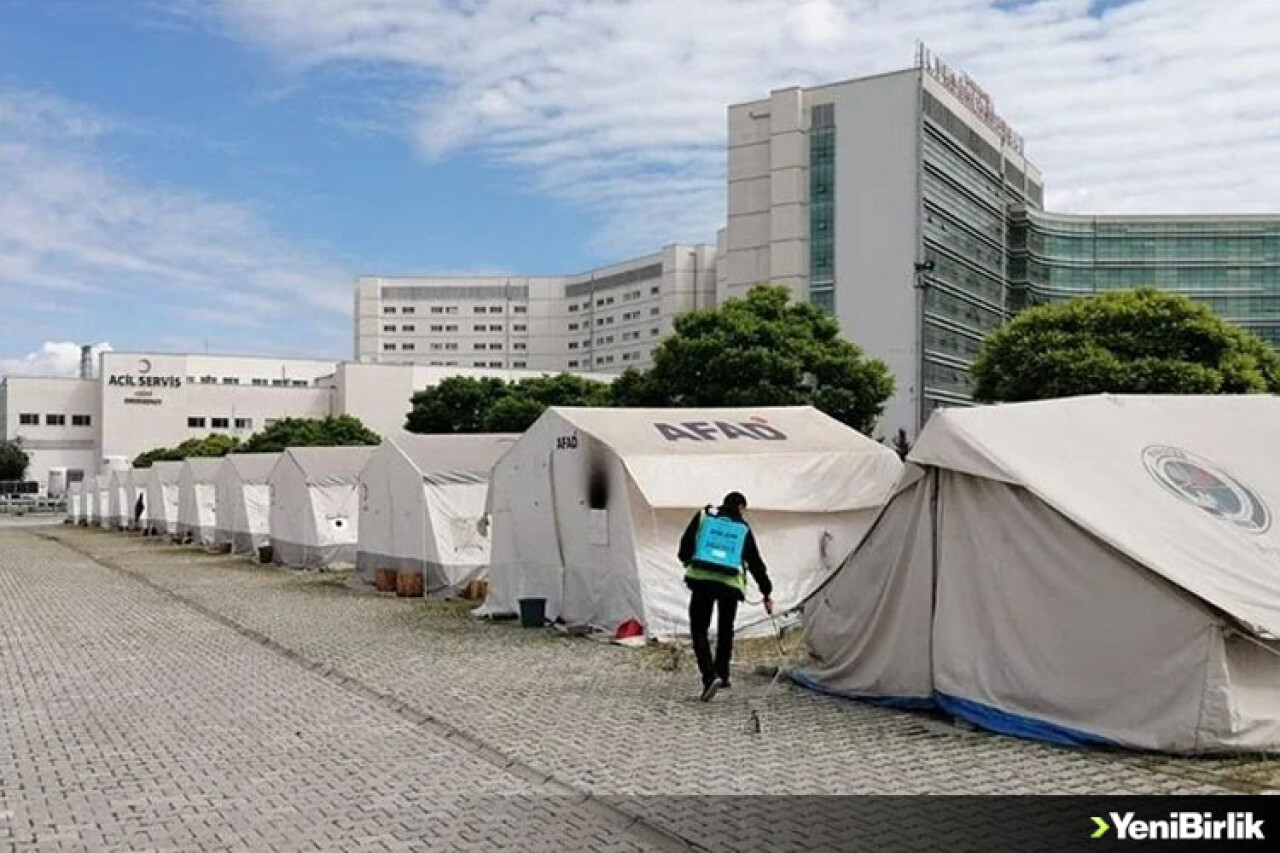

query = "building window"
[[201, 375, 216, 384], [19, 413, 38, 425], [597, 318, 605, 326], [445, 325, 458, 332], [290, 380, 308, 388], [444, 343, 458, 351], [383, 324, 397, 332], [514, 305, 527, 314], [568, 322, 579, 331], [430, 343, 443, 351], [67, 470, 84, 483], [489, 361, 503, 368], [444, 306, 458, 314], [402, 343, 416, 351], [431, 325, 443, 332], [474, 343, 487, 351], [271, 379, 286, 387], [72, 415, 92, 427], [650, 286, 660, 295], [474, 324, 487, 332], [568, 304, 579, 313], [651, 327, 661, 336], [568, 360, 579, 368], [650, 307, 660, 316], [188, 417, 206, 428], [383, 343, 397, 351], [222, 377, 239, 385], [430, 306, 444, 314], [211, 417, 230, 429], [489, 324, 503, 332], [568, 342, 579, 350], [252, 378, 268, 386], [513, 360, 527, 368], [513, 324, 526, 332], [384, 307, 397, 314], [45, 414, 66, 426], [235, 418, 252, 430], [488, 343, 502, 350], [473, 306, 487, 314], [401, 324, 416, 332], [513, 342, 526, 350], [401, 307, 415, 315]]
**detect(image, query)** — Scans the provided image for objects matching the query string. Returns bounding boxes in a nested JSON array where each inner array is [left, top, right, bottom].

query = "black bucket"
[[257, 545, 274, 564], [518, 597, 546, 628]]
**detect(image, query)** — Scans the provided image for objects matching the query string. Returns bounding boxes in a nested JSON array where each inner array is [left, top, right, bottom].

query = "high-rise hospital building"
[[354, 45, 1280, 441]]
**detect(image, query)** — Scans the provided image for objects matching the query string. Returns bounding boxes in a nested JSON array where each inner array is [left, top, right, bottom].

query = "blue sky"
[[2, 0, 1277, 374]]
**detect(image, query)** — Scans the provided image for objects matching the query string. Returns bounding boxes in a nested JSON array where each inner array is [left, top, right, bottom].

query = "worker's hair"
[[722, 491, 748, 510]]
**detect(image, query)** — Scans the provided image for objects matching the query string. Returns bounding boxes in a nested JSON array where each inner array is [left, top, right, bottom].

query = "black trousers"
[[688, 581, 739, 684]]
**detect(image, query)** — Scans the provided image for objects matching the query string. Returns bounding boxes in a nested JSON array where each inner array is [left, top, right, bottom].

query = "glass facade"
[[809, 104, 835, 313], [918, 88, 1038, 414], [1008, 209, 1280, 346]]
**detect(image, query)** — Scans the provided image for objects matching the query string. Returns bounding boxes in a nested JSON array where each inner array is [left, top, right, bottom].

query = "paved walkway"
[[1, 525, 1260, 851]]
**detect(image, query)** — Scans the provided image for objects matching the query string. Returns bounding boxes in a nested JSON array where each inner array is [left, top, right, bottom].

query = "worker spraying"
[[678, 491, 773, 702]]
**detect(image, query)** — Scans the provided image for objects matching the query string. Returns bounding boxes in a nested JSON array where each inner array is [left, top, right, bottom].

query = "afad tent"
[[176, 458, 222, 546], [269, 446, 376, 569], [143, 461, 183, 537], [104, 468, 128, 529], [88, 474, 111, 527], [356, 434, 517, 594], [67, 481, 83, 524], [107, 468, 144, 530], [213, 453, 279, 555], [480, 406, 902, 638], [797, 395, 1280, 753]]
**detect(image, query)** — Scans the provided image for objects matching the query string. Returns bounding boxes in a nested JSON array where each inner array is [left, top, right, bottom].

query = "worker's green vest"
[[683, 509, 748, 593]]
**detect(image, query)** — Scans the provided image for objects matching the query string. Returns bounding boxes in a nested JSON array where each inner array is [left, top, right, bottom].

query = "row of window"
[[18, 413, 92, 427], [567, 286, 662, 313], [187, 417, 256, 430], [382, 305, 530, 316], [188, 376, 312, 388]]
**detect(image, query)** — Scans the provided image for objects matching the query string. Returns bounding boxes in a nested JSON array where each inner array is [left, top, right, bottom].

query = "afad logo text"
[[654, 416, 786, 442]]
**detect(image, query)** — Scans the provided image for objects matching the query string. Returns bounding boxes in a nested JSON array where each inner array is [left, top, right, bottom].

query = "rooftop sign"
[[916, 41, 1025, 154]]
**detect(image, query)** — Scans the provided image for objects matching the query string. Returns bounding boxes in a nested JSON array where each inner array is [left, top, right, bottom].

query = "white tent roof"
[[182, 457, 224, 482], [390, 433, 517, 482], [149, 460, 184, 483], [548, 406, 900, 512], [912, 394, 1280, 639], [221, 452, 279, 483], [284, 446, 376, 484]]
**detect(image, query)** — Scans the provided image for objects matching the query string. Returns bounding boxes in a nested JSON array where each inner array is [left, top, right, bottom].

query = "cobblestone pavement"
[[4, 525, 1261, 852]]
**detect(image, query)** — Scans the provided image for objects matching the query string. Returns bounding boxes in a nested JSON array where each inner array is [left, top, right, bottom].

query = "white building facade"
[[723, 47, 1042, 439], [354, 245, 717, 374], [2, 351, 610, 494]]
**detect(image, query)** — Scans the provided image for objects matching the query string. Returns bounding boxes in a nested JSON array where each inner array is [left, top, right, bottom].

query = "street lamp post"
[[913, 260, 935, 434]]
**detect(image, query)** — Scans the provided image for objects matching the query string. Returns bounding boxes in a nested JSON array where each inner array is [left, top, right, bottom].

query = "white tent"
[[269, 446, 376, 569], [88, 474, 110, 527], [105, 468, 129, 529], [356, 434, 517, 594], [481, 406, 903, 638], [176, 458, 222, 546], [67, 481, 83, 524], [213, 453, 279, 555], [143, 461, 183, 536], [107, 468, 145, 530], [798, 395, 1280, 753]]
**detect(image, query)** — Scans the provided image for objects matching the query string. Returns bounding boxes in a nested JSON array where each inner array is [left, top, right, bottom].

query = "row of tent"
[[67, 436, 516, 591], [64, 398, 1280, 753]]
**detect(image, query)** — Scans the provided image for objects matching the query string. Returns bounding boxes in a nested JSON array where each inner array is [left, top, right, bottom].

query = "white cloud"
[[0, 341, 113, 379], [0, 88, 352, 367], [203, 0, 1280, 252]]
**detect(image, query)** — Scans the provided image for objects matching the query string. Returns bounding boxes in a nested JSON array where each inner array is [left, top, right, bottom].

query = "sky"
[[1, 0, 1277, 376]]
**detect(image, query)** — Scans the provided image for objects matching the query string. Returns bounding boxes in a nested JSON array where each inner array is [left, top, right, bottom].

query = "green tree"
[[610, 285, 895, 435], [405, 376, 508, 433], [0, 438, 29, 480], [236, 415, 380, 454], [133, 434, 241, 468], [972, 289, 1280, 402], [405, 373, 611, 433]]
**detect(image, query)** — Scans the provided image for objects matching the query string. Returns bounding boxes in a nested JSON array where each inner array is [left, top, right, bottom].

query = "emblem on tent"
[[1142, 446, 1271, 534]]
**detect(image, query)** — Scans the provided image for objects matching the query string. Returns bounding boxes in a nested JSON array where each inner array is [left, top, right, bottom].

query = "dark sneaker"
[[700, 679, 720, 702], [719, 679, 732, 690]]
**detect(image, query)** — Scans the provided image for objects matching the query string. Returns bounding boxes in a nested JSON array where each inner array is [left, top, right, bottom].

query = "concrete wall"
[[0, 376, 100, 490]]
